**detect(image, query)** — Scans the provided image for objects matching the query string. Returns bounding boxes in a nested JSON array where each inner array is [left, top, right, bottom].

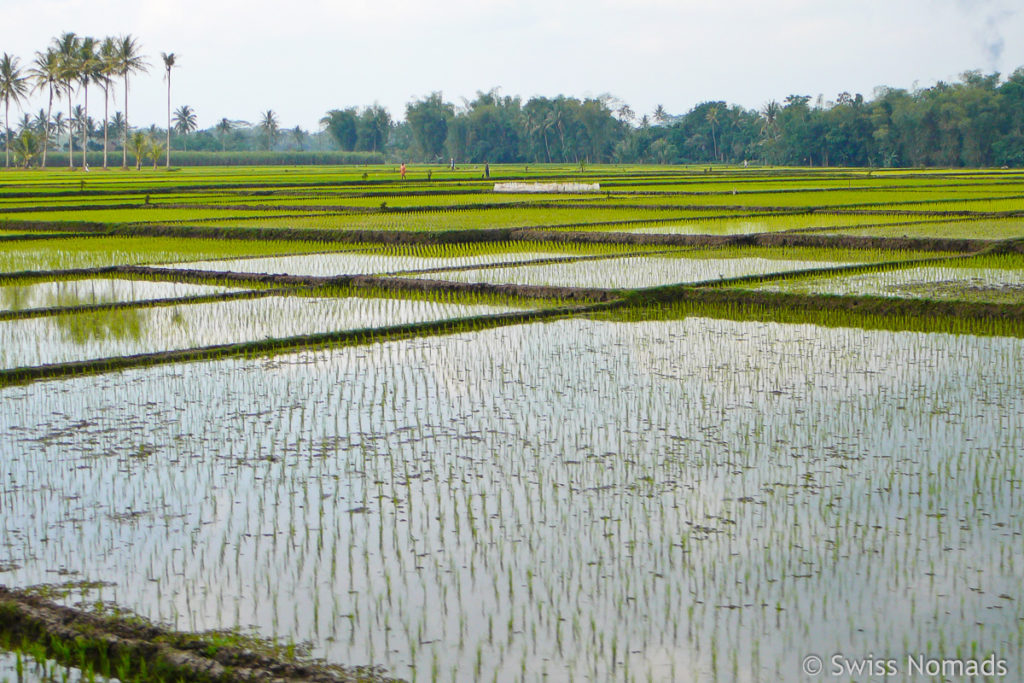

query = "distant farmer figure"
[[450, 157, 455, 170], [400, 162, 407, 180], [484, 161, 490, 179]]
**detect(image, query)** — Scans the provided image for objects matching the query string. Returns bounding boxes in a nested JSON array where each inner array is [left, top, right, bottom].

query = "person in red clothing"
[[400, 162, 407, 180]]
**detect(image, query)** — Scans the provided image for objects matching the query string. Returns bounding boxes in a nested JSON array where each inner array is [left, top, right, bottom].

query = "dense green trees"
[[405, 92, 453, 161], [320, 109, 357, 150], [383, 71, 1024, 168]]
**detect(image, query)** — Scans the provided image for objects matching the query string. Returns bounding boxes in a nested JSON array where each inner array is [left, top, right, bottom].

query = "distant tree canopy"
[[405, 92, 453, 161], [369, 71, 1024, 167]]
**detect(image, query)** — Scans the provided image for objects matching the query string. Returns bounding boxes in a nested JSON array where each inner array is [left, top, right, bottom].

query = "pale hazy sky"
[[6, 0, 1023, 131]]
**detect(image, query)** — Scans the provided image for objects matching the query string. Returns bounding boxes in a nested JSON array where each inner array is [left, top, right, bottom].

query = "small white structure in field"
[[493, 182, 601, 193]]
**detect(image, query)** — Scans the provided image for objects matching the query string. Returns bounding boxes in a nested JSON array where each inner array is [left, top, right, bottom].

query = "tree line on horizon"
[[2, 35, 1024, 169], [389, 73, 1024, 168]]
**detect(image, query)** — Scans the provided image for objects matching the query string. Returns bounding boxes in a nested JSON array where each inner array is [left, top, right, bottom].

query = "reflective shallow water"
[[2, 317, 1022, 681], [0, 296, 521, 369]]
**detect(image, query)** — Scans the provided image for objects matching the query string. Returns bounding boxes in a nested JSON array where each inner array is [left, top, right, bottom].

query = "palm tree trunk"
[[122, 76, 128, 168], [102, 84, 109, 169], [67, 86, 74, 169], [82, 83, 89, 168], [5, 100, 10, 168], [165, 73, 171, 168], [42, 85, 53, 168]]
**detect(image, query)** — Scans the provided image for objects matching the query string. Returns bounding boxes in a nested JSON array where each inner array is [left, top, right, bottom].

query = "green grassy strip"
[[616, 286, 1024, 337]]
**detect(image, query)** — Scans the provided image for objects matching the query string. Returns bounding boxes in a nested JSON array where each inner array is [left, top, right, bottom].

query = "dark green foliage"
[[321, 109, 358, 151], [405, 92, 454, 161]]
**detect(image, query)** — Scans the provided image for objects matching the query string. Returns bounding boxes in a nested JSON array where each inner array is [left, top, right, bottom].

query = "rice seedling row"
[[3, 317, 1022, 681]]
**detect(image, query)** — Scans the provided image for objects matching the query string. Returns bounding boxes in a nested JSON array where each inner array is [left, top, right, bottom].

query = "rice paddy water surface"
[[1, 165, 1022, 682]]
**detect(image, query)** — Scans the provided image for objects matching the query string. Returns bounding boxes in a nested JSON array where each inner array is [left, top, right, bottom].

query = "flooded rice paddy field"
[[2, 318, 1023, 681], [747, 265, 1024, 303], [0, 296, 524, 369], [3, 166, 1024, 681], [407, 255, 859, 289]]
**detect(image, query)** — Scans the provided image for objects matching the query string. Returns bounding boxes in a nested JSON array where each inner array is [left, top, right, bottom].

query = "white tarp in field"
[[493, 182, 601, 193]]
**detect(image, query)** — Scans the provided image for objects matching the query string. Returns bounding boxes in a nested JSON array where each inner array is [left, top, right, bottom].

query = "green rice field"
[[1, 165, 1022, 683]]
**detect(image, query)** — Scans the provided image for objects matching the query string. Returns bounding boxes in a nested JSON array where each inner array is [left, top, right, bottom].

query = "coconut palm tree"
[[147, 137, 164, 169], [52, 32, 82, 168], [291, 125, 306, 151], [13, 129, 40, 168], [98, 37, 118, 169], [29, 48, 62, 167], [760, 101, 781, 139], [545, 105, 567, 162], [32, 109, 48, 136], [173, 105, 197, 150], [259, 110, 279, 150], [113, 35, 149, 168], [160, 52, 176, 167], [653, 104, 668, 125], [705, 105, 721, 162], [215, 117, 232, 151], [109, 111, 125, 145], [50, 111, 67, 151], [0, 53, 30, 168], [129, 131, 147, 170], [76, 37, 101, 168]]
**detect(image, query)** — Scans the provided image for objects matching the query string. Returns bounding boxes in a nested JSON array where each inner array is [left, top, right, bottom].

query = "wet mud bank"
[[0, 586, 399, 682]]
